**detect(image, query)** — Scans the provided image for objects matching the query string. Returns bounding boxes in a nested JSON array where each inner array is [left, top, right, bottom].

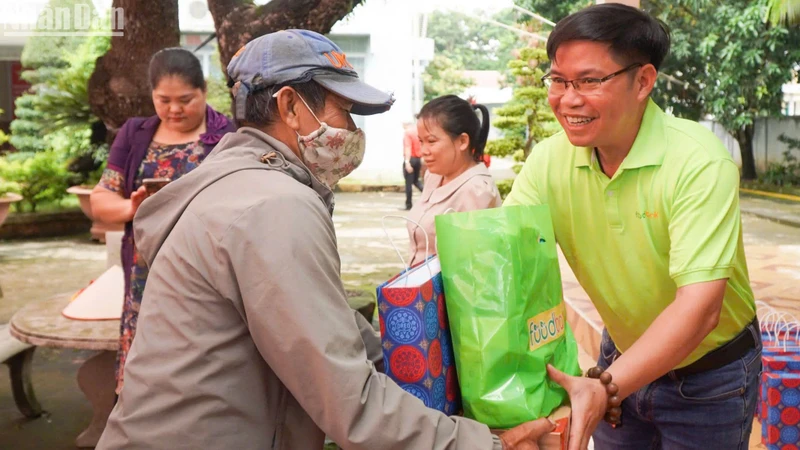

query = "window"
[[180, 33, 218, 79]]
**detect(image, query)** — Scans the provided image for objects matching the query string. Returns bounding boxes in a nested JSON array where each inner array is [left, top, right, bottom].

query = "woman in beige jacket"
[[407, 95, 501, 266]]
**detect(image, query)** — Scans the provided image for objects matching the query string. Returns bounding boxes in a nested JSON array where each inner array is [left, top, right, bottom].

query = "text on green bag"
[[528, 305, 566, 351]]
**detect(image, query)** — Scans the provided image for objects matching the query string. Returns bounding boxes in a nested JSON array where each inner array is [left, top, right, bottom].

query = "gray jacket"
[[97, 128, 502, 449]]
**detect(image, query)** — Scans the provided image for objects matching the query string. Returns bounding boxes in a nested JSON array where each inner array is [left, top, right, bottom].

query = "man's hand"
[[404, 161, 413, 173], [499, 418, 556, 450], [128, 186, 150, 221], [547, 365, 608, 450]]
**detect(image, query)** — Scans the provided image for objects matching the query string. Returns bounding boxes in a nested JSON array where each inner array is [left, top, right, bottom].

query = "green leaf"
[[0, 151, 70, 212], [767, 0, 800, 26], [487, 40, 558, 159]]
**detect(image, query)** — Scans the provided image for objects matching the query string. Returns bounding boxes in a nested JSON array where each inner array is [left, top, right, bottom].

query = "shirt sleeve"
[[403, 132, 413, 156], [106, 118, 136, 173], [668, 159, 741, 287], [224, 192, 501, 450], [454, 177, 502, 212], [503, 144, 544, 206], [98, 167, 125, 194], [354, 309, 384, 373]]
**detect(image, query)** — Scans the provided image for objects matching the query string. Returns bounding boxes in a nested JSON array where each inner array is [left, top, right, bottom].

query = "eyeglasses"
[[542, 63, 644, 96]]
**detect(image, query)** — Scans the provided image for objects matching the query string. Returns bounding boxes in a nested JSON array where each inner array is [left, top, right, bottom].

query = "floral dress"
[[99, 139, 206, 393]]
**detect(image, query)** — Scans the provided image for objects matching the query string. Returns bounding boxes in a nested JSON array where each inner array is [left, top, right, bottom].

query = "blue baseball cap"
[[227, 29, 395, 120]]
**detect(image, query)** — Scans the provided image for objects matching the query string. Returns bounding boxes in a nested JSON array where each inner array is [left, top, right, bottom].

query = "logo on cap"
[[324, 51, 354, 70], [233, 44, 246, 59]]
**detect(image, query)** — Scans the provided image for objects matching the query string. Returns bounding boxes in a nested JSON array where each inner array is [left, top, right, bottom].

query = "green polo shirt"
[[505, 99, 755, 368]]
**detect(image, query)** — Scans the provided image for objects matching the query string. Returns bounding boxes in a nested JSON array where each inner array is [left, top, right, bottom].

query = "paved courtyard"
[[0, 192, 797, 448]]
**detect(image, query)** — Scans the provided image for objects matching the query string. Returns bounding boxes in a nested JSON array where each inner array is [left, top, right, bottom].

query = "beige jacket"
[[407, 163, 501, 267], [96, 128, 502, 450]]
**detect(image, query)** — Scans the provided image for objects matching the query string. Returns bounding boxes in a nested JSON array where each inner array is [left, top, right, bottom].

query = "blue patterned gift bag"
[[763, 372, 800, 449], [376, 255, 461, 415]]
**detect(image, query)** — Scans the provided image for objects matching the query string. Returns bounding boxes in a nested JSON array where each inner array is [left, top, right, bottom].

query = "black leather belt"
[[671, 316, 760, 378]]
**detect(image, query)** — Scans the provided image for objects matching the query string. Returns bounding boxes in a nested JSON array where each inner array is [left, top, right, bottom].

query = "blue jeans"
[[593, 327, 762, 450]]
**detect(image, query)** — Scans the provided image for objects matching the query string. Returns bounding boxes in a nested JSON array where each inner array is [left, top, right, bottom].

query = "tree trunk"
[[523, 134, 535, 160], [88, 0, 180, 134], [736, 124, 757, 180], [207, 0, 365, 75]]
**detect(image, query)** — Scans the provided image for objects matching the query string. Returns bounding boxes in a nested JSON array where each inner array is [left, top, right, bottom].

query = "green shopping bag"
[[434, 204, 580, 429]]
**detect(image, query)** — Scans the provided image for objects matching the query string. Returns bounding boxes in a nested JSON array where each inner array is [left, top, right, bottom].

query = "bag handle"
[[772, 312, 797, 336], [381, 215, 433, 282], [757, 301, 775, 323], [765, 311, 787, 340], [774, 321, 800, 351], [761, 308, 780, 340], [776, 313, 800, 348], [767, 310, 788, 341], [762, 316, 777, 342], [763, 311, 800, 346], [783, 323, 800, 350]]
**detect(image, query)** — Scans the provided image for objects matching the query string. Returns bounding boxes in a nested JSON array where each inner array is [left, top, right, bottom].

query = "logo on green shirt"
[[635, 211, 659, 219]]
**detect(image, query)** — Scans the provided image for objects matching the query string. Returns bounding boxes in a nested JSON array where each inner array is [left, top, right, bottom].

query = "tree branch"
[[206, 0, 251, 23], [207, 0, 365, 75]]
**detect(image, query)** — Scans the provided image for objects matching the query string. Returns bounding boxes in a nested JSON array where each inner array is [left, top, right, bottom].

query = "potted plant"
[[0, 151, 69, 213], [66, 189, 125, 243], [0, 109, 22, 226], [0, 179, 22, 228], [66, 148, 122, 243]]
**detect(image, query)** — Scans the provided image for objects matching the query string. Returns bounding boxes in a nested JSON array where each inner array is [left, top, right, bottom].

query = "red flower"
[[154, 161, 175, 179], [326, 133, 346, 147]]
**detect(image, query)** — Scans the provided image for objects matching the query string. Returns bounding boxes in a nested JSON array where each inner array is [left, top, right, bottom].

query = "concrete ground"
[[0, 192, 798, 449], [740, 193, 800, 228]]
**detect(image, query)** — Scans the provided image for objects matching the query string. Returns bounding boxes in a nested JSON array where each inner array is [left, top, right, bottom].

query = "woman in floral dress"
[[90, 48, 236, 393]]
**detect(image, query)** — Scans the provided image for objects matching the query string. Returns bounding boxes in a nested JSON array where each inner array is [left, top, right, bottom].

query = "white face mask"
[[295, 94, 366, 189]]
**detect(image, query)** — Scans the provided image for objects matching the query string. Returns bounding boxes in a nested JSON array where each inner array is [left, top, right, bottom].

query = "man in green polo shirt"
[[505, 4, 760, 449]]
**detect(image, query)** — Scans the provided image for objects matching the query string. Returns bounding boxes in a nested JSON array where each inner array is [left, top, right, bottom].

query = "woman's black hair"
[[148, 47, 206, 91], [418, 95, 490, 162]]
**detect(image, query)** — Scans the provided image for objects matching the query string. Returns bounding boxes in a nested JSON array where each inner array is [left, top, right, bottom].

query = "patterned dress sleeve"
[[99, 118, 141, 195], [98, 168, 125, 194]]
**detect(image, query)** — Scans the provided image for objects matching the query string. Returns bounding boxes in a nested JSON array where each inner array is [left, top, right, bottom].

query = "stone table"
[[9, 294, 118, 448]]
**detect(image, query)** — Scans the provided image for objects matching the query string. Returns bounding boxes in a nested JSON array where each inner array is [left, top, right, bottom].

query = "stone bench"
[[4, 231, 124, 446], [0, 322, 42, 418], [10, 294, 119, 448]]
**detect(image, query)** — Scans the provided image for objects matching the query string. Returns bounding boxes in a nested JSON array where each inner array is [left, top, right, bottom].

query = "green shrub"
[[761, 134, 800, 187], [496, 179, 514, 200], [0, 109, 8, 147], [0, 179, 21, 197], [205, 47, 232, 116], [487, 47, 557, 163], [9, 96, 47, 153], [0, 151, 71, 212]]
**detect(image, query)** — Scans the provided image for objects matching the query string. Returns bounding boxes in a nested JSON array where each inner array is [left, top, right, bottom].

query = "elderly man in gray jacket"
[[97, 30, 554, 450]]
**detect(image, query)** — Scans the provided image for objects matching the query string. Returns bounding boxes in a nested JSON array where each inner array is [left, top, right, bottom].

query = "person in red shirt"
[[403, 121, 424, 210]]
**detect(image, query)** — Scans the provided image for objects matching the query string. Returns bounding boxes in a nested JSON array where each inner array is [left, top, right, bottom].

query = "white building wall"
[[332, 1, 418, 184], [700, 117, 800, 173], [177, 0, 419, 184]]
